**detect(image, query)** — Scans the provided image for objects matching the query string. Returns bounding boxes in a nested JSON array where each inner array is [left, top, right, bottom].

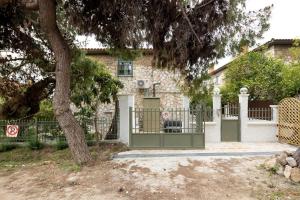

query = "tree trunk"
[[38, 0, 92, 164], [105, 99, 119, 140], [94, 101, 101, 146]]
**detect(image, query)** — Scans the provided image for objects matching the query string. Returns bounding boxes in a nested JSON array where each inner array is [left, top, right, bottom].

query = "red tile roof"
[[81, 48, 153, 55]]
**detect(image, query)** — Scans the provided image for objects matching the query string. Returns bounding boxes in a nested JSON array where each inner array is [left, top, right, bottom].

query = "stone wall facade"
[[88, 53, 184, 113]]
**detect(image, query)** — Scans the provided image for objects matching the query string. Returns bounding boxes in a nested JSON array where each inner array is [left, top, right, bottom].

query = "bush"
[[55, 140, 68, 150], [0, 142, 18, 152], [87, 140, 96, 147], [85, 133, 96, 146], [27, 137, 44, 150]]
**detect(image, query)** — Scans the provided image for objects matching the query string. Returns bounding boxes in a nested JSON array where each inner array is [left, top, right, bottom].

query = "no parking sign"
[[6, 125, 19, 137]]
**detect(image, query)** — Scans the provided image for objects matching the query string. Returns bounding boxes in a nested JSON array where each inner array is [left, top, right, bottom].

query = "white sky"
[[77, 0, 300, 68], [217, 0, 300, 67]]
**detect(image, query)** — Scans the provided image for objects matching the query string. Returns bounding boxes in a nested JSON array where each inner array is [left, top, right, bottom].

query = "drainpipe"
[[153, 82, 161, 97]]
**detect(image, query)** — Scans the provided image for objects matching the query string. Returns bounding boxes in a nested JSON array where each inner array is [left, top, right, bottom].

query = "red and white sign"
[[6, 125, 19, 137]]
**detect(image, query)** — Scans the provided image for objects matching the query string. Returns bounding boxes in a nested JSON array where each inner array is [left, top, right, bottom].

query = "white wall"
[[117, 90, 279, 146], [239, 91, 279, 142], [205, 122, 220, 142], [119, 95, 134, 145], [243, 121, 278, 142]]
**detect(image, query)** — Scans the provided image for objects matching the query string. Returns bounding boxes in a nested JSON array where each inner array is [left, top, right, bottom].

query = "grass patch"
[[0, 143, 18, 152], [59, 162, 82, 172], [0, 146, 71, 170], [269, 191, 284, 200], [0, 142, 128, 172], [27, 137, 44, 150], [269, 165, 280, 175], [55, 140, 68, 150]]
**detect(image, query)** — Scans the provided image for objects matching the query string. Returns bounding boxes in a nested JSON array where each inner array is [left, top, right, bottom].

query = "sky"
[[77, 0, 300, 68], [219, 0, 300, 67], [247, 0, 300, 41]]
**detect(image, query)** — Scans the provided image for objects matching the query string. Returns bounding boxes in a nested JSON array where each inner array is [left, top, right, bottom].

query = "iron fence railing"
[[248, 107, 272, 121], [131, 108, 204, 134], [0, 117, 119, 144], [0, 119, 37, 142], [222, 104, 239, 118], [204, 107, 213, 122]]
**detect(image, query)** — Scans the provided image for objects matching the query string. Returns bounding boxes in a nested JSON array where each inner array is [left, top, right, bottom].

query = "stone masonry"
[[87, 52, 184, 113]]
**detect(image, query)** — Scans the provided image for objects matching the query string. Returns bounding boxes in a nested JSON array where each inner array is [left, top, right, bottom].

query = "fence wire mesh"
[[0, 115, 119, 144]]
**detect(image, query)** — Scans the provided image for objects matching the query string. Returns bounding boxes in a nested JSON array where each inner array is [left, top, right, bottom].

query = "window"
[[117, 60, 133, 76]]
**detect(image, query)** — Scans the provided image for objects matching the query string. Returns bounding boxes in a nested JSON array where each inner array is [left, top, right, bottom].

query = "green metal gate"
[[129, 107, 205, 148], [221, 104, 241, 142]]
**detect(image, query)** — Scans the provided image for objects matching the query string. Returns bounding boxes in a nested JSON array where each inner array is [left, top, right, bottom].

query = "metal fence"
[[0, 119, 37, 142], [131, 108, 204, 134], [204, 107, 213, 122], [0, 117, 119, 144], [130, 107, 205, 148], [222, 104, 239, 118], [248, 107, 272, 121]]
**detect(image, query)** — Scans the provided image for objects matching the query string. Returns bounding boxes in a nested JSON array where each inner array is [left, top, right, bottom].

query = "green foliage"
[[281, 64, 300, 98], [221, 52, 287, 103], [34, 100, 55, 119], [55, 140, 69, 151], [269, 191, 284, 200], [85, 133, 96, 146], [65, 0, 272, 78], [222, 48, 300, 103], [86, 140, 96, 147], [182, 73, 213, 107], [27, 136, 44, 150], [60, 162, 82, 172], [269, 165, 280, 175], [71, 50, 123, 119], [0, 142, 18, 152]]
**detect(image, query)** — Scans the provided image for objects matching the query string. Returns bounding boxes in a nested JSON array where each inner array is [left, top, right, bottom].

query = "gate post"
[[118, 95, 135, 145], [212, 88, 222, 142], [182, 96, 190, 133], [239, 87, 249, 142], [270, 105, 278, 123]]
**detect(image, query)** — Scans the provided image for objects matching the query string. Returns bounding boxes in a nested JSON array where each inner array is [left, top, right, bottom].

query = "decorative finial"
[[213, 87, 220, 95], [240, 87, 248, 94]]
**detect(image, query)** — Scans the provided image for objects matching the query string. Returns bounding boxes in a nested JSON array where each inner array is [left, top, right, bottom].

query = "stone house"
[[83, 48, 185, 112], [209, 39, 295, 88]]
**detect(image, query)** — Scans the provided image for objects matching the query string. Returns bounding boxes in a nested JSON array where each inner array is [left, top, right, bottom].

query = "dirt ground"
[[0, 148, 300, 200]]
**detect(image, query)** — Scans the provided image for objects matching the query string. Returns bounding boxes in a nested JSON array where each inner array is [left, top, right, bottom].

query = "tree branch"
[[179, 0, 216, 45], [0, 0, 38, 10]]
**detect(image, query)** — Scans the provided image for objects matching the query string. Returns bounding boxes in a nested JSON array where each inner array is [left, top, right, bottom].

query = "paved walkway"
[[113, 142, 297, 159]]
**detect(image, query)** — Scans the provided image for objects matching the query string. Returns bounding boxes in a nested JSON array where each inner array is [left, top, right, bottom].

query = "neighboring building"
[[83, 48, 185, 111], [209, 39, 295, 88]]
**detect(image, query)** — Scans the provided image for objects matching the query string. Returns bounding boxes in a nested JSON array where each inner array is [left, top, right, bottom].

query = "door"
[[221, 104, 240, 142]]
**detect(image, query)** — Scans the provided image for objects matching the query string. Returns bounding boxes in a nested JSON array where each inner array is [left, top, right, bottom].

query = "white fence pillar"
[[118, 95, 135, 145], [239, 87, 249, 142], [270, 105, 278, 123], [182, 96, 190, 133], [213, 88, 222, 122], [207, 88, 221, 142]]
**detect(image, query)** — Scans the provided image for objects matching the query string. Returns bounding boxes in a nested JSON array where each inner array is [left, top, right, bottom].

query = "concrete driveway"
[[113, 142, 297, 159]]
